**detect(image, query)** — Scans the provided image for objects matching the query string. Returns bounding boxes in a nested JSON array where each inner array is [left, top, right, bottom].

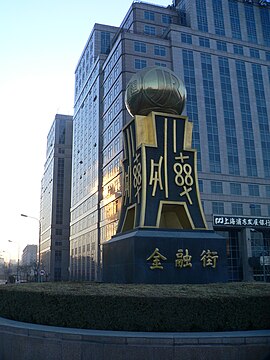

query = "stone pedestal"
[[102, 228, 227, 284]]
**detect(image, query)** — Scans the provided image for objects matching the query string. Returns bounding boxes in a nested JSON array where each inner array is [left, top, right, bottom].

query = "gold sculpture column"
[[117, 66, 207, 233]]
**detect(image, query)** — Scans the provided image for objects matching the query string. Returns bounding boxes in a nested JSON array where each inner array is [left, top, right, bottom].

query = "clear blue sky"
[[0, 0, 170, 261]]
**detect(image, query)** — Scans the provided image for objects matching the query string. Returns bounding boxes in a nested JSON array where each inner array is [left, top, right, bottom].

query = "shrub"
[[0, 282, 269, 332]]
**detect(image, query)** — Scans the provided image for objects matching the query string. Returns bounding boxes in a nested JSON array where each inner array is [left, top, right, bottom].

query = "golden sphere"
[[125, 67, 187, 116]]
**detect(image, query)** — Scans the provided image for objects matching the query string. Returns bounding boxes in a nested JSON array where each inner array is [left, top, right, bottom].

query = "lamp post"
[[21, 213, 41, 281]]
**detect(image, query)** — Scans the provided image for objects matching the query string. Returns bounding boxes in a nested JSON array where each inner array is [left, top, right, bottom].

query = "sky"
[[0, 0, 170, 261]]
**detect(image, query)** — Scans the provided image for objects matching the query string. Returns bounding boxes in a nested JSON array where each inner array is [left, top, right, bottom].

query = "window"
[[212, 202, 224, 214], [248, 184, 260, 197], [101, 31, 110, 54], [144, 11, 155, 21], [250, 204, 261, 216], [154, 45, 166, 56], [266, 52, 270, 61], [232, 203, 243, 215], [162, 14, 171, 24], [198, 179, 204, 193], [55, 229, 62, 235], [230, 183, 241, 195], [144, 25, 156, 36], [250, 48, 260, 58], [155, 62, 166, 67], [211, 181, 223, 194], [266, 185, 270, 198], [134, 41, 146, 53], [55, 250, 62, 262], [199, 37, 210, 48], [135, 59, 147, 70], [181, 33, 192, 44], [217, 40, 227, 52], [233, 45, 243, 55], [196, 0, 208, 32]]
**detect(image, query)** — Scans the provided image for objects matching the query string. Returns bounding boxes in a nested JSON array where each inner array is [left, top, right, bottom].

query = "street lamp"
[[20, 213, 41, 281]]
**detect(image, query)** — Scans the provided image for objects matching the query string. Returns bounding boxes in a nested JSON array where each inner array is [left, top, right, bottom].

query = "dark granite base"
[[102, 228, 228, 284]]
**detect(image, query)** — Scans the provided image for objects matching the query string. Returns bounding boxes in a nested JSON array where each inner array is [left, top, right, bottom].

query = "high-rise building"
[[40, 114, 73, 281], [70, 0, 270, 282], [21, 245, 37, 266]]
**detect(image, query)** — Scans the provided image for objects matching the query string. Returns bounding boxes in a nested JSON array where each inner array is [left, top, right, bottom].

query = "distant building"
[[21, 245, 37, 266], [39, 114, 73, 281], [70, 0, 270, 282]]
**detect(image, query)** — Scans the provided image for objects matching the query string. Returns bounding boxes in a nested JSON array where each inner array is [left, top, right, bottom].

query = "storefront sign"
[[213, 215, 270, 228]]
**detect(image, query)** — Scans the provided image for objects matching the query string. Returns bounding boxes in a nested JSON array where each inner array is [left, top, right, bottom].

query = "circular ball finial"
[[125, 67, 187, 117]]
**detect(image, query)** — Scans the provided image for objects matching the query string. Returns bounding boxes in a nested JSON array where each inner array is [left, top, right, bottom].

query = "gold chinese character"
[[133, 153, 142, 203], [175, 249, 192, 268], [147, 248, 167, 270], [200, 250, 218, 268], [149, 156, 164, 196], [173, 155, 194, 205]]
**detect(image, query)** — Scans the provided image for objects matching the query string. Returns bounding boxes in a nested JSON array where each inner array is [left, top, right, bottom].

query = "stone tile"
[[81, 342, 104, 360], [173, 345, 239, 360], [62, 340, 82, 360]]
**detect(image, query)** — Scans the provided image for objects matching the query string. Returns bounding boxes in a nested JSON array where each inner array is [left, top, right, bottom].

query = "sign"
[[39, 270, 45, 276], [213, 215, 270, 228]]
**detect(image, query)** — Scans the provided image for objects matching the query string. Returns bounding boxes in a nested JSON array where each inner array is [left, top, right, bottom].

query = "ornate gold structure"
[[125, 67, 187, 116], [117, 67, 207, 233]]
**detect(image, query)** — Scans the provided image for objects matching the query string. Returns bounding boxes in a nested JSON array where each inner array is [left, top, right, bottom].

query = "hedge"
[[0, 282, 269, 332]]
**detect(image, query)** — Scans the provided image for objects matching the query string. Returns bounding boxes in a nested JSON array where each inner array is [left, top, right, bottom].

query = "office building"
[[70, 0, 270, 282], [21, 245, 37, 266], [40, 114, 73, 281]]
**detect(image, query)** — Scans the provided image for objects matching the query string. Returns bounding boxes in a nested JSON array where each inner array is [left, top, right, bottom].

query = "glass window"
[[250, 48, 260, 58], [181, 33, 192, 44], [218, 56, 240, 175], [155, 62, 166, 67], [232, 203, 243, 215], [233, 44, 244, 55], [144, 11, 155, 21], [154, 45, 166, 56], [235, 60, 258, 176], [201, 53, 221, 173], [212, 0, 225, 36], [212, 202, 224, 215], [217, 40, 227, 52], [135, 59, 147, 70], [250, 204, 261, 216], [248, 184, 260, 196], [266, 185, 270, 198], [199, 37, 210, 48], [101, 31, 110, 54], [230, 183, 241, 195], [134, 41, 146, 53], [229, 0, 242, 40], [266, 52, 270, 61], [211, 181, 223, 194], [144, 25, 156, 36], [244, 4, 257, 43], [198, 179, 204, 193], [196, 0, 208, 32], [162, 14, 172, 24]]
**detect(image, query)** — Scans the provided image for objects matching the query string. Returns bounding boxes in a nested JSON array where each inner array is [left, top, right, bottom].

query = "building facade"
[[40, 114, 73, 281], [21, 245, 37, 266], [70, 0, 270, 282]]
